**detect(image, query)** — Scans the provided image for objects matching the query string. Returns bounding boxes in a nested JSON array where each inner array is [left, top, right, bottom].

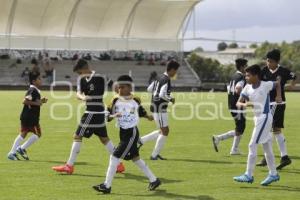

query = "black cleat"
[[276, 155, 292, 170], [256, 157, 267, 167], [150, 155, 167, 160], [92, 183, 111, 194], [212, 136, 219, 152], [148, 178, 161, 191]]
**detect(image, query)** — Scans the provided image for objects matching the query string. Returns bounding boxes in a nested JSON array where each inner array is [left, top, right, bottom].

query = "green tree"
[[217, 42, 228, 51]]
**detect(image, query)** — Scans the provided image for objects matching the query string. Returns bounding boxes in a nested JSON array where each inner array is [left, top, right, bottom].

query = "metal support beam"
[[121, 0, 142, 38]]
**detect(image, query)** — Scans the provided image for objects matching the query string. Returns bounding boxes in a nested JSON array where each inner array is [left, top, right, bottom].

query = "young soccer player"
[[138, 60, 179, 160], [233, 64, 282, 186], [212, 58, 248, 155], [7, 71, 48, 160], [52, 59, 124, 174], [93, 75, 161, 194], [257, 49, 296, 169]]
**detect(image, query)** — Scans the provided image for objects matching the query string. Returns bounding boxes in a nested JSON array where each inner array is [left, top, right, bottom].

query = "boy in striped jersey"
[[138, 60, 179, 160]]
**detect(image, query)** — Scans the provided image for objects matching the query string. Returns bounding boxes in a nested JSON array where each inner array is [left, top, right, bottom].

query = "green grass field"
[[0, 91, 299, 200]]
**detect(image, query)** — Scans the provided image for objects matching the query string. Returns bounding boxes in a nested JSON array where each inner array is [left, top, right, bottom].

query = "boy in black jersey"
[[8, 71, 48, 161], [52, 59, 125, 174], [212, 58, 248, 155], [257, 49, 297, 169]]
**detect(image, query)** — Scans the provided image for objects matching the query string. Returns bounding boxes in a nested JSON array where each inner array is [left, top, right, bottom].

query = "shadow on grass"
[[110, 189, 215, 200], [66, 172, 182, 184], [30, 160, 92, 166], [169, 158, 246, 165], [277, 169, 300, 175], [240, 185, 300, 192], [123, 172, 183, 184]]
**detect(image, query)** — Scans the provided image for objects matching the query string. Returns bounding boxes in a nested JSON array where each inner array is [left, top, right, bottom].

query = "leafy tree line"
[[189, 41, 300, 83], [187, 53, 235, 82]]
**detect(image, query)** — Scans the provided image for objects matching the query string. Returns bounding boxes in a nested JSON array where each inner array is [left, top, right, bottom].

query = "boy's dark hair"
[[167, 60, 180, 71], [31, 58, 38, 65], [73, 59, 88, 72], [266, 49, 281, 62], [245, 64, 261, 77], [235, 58, 248, 70], [117, 75, 133, 84], [29, 71, 40, 84]]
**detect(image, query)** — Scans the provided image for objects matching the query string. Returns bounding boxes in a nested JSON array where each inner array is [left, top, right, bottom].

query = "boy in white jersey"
[[93, 75, 161, 194], [233, 64, 282, 186]]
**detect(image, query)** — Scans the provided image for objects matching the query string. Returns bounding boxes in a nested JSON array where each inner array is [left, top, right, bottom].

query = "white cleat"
[[230, 149, 242, 155]]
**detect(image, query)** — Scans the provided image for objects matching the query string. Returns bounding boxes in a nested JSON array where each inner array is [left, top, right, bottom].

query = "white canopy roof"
[[0, 0, 200, 50]]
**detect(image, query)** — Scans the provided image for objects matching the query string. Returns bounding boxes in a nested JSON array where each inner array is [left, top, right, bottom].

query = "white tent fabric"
[[0, 0, 200, 50]]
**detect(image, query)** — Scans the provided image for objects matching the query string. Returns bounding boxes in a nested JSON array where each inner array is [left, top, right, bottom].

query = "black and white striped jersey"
[[227, 71, 246, 111], [147, 72, 172, 113], [77, 71, 106, 112]]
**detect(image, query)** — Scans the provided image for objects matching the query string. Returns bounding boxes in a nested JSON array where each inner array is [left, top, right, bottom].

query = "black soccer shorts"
[[75, 112, 107, 138], [272, 104, 285, 129], [231, 112, 246, 134], [113, 127, 139, 161]]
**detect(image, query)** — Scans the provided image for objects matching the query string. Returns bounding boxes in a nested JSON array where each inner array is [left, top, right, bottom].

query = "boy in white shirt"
[[233, 64, 282, 186]]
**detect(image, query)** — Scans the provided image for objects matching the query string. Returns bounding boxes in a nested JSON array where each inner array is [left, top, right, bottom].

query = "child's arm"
[[76, 92, 91, 101], [274, 79, 282, 103], [23, 97, 47, 106]]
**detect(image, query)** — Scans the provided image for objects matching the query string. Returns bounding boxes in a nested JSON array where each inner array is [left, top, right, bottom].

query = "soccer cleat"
[[148, 178, 161, 191], [261, 174, 280, 186], [230, 149, 241, 155], [16, 147, 29, 160], [256, 157, 267, 167], [212, 135, 220, 152], [92, 183, 111, 194], [7, 153, 20, 161], [150, 155, 167, 160], [233, 174, 254, 184], [52, 164, 74, 175], [116, 162, 125, 173], [276, 155, 292, 170]]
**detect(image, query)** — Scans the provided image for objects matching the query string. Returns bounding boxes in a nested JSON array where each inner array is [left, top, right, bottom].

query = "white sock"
[[105, 140, 115, 155], [134, 159, 156, 182], [263, 140, 277, 176], [245, 142, 257, 177], [217, 130, 235, 141], [231, 135, 242, 151], [104, 155, 119, 188], [21, 134, 39, 150], [140, 130, 160, 144], [275, 133, 288, 157], [151, 134, 167, 157], [9, 135, 24, 154], [67, 141, 82, 166]]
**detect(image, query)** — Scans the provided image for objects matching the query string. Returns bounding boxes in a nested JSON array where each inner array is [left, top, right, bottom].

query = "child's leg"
[[263, 140, 277, 176], [66, 135, 82, 166], [151, 127, 168, 158], [140, 130, 160, 144], [104, 155, 119, 188], [9, 132, 27, 154], [133, 156, 157, 182], [21, 126, 41, 150], [245, 141, 258, 177]]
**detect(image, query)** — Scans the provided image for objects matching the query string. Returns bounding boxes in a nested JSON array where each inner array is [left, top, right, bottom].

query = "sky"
[[184, 0, 300, 51]]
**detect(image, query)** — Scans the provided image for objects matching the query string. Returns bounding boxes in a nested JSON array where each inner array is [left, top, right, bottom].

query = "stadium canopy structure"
[[0, 0, 200, 51]]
